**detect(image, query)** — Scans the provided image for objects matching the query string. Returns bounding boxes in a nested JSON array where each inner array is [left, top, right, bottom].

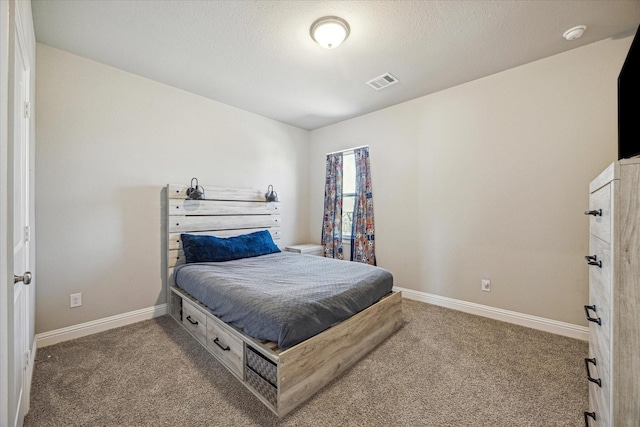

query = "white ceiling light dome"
[[310, 16, 350, 49]]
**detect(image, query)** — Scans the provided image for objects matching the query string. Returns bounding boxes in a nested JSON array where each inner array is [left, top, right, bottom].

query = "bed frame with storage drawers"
[[166, 184, 403, 417]]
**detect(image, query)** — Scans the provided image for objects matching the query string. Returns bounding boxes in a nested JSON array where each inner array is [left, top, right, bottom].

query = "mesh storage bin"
[[246, 367, 277, 407], [246, 346, 277, 386]]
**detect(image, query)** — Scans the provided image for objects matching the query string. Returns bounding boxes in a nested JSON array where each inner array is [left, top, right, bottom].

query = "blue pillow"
[[181, 230, 281, 263]]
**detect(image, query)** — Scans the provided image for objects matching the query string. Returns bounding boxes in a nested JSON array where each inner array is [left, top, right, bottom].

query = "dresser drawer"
[[588, 286, 611, 376], [588, 391, 608, 426], [206, 318, 244, 378], [588, 235, 612, 307], [589, 183, 612, 244], [587, 341, 611, 426], [181, 299, 207, 345]]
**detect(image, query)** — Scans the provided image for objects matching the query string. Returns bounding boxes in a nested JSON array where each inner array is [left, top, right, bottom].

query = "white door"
[[0, 1, 8, 424], [11, 8, 31, 426], [1, 2, 34, 426]]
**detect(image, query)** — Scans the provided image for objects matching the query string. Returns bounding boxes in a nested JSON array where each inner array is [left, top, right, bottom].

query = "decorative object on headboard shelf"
[[186, 177, 205, 200], [265, 185, 278, 202]]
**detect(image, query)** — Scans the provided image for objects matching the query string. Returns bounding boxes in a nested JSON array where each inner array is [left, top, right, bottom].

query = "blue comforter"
[[174, 251, 393, 350]]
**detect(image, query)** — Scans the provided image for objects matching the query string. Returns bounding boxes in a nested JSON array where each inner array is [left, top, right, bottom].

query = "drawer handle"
[[186, 315, 198, 325], [584, 209, 602, 216], [584, 255, 602, 268], [584, 411, 596, 426], [213, 337, 230, 351], [584, 358, 602, 387], [584, 305, 602, 325]]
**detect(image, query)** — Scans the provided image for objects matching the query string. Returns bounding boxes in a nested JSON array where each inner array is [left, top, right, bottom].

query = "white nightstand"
[[284, 244, 324, 257]]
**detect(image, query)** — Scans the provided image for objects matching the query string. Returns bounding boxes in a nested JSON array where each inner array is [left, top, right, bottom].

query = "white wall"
[[309, 35, 633, 326], [35, 44, 310, 334]]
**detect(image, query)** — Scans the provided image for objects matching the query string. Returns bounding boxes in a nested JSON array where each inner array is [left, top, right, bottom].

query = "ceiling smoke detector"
[[366, 73, 399, 91], [563, 25, 587, 41]]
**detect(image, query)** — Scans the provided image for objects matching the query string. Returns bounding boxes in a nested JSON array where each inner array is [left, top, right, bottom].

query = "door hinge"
[[24, 350, 31, 370], [25, 225, 30, 242], [24, 101, 31, 118]]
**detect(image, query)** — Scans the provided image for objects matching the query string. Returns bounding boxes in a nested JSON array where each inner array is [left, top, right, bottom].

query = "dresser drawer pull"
[[584, 209, 602, 216], [584, 255, 602, 268], [584, 305, 602, 325], [186, 315, 199, 325], [584, 411, 596, 426], [584, 358, 602, 387], [213, 337, 230, 351]]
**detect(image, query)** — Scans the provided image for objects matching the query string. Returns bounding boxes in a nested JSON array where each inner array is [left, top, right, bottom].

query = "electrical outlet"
[[70, 293, 82, 308], [481, 279, 491, 292]]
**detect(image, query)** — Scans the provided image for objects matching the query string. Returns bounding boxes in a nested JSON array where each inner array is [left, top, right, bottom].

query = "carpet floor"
[[25, 299, 587, 426]]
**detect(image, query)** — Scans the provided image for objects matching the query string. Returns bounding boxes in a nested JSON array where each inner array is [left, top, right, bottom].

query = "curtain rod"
[[326, 145, 369, 155]]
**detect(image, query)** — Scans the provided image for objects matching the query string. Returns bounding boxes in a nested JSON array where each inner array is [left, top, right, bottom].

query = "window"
[[323, 146, 375, 264], [341, 151, 356, 239]]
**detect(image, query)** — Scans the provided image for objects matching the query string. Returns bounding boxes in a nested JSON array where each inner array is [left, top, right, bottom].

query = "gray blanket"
[[174, 252, 393, 349]]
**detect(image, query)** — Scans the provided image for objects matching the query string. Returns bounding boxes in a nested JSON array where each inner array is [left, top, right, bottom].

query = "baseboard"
[[394, 286, 589, 341], [35, 304, 168, 348], [35, 290, 588, 347]]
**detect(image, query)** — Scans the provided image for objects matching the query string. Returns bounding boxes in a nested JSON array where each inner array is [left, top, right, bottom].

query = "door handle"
[[14, 272, 32, 285]]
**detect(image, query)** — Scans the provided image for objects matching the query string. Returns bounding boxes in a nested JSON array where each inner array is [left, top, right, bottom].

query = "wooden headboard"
[[166, 184, 281, 304]]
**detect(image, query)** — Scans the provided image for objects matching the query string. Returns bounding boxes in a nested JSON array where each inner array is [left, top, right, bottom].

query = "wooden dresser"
[[584, 159, 640, 426]]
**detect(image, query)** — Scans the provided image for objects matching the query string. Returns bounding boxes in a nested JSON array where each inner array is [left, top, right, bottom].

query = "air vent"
[[366, 73, 399, 90]]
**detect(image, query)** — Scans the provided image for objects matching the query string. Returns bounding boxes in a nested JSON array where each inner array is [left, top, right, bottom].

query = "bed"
[[166, 184, 402, 417]]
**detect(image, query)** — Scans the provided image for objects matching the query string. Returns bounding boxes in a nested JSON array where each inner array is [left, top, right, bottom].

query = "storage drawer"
[[587, 341, 610, 426], [589, 183, 612, 244], [181, 299, 206, 345], [587, 394, 604, 426], [588, 295, 611, 381], [246, 366, 277, 408], [246, 346, 277, 387], [206, 318, 244, 378], [588, 235, 612, 308]]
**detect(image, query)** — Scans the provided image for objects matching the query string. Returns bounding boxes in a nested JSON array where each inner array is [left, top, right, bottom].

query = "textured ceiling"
[[32, 1, 640, 130]]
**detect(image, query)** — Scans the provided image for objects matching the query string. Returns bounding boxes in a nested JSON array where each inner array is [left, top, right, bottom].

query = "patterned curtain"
[[322, 153, 344, 259], [351, 147, 376, 265]]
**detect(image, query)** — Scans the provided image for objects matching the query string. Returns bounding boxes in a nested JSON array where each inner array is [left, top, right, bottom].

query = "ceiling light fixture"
[[310, 16, 350, 49], [563, 25, 586, 41]]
